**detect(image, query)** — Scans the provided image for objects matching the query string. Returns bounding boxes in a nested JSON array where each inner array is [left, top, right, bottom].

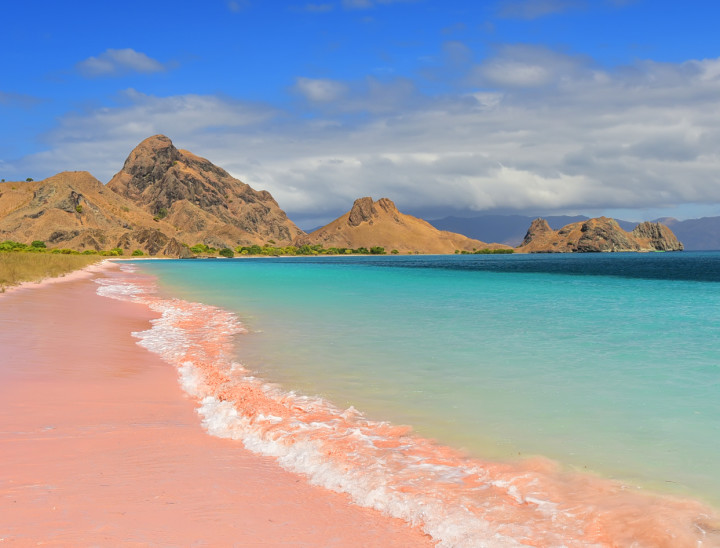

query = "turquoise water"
[[132, 253, 720, 507]]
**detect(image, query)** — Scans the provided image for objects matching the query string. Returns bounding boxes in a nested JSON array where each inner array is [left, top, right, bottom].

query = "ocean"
[[101, 252, 720, 546]]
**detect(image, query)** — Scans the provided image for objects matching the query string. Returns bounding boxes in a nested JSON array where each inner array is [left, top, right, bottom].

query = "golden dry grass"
[[0, 252, 104, 291]]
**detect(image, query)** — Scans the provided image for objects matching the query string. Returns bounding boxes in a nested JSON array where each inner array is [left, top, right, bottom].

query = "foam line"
[[96, 265, 720, 547]]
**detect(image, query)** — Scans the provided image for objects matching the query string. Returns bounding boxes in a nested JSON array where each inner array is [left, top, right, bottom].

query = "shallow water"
[[119, 253, 720, 546]]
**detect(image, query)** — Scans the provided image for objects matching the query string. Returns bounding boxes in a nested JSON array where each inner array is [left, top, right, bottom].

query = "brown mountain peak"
[[298, 197, 510, 254], [348, 197, 400, 227], [107, 135, 303, 247], [522, 218, 552, 246], [347, 197, 373, 226], [112, 135, 181, 196]]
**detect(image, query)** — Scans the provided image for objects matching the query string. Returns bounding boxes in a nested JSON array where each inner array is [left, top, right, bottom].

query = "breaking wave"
[[96, 266, 720, 547]]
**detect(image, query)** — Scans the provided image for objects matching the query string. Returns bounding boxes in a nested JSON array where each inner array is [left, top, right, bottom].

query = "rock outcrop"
[[296, 197, 512, 254], [107, 135, 303, 248], [517, 216, 683, 253], [632, 221, 684, 251], [521, 218, 553, 247]]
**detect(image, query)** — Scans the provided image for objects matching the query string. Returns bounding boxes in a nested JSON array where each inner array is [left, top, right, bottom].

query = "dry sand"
[[0, 264, 432, 546]]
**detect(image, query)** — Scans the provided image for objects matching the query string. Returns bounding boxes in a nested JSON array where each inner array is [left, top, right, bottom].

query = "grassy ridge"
[[0, 252, 104, 291]]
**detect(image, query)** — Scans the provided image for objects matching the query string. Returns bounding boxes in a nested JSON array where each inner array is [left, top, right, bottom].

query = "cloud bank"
[[10, 45, 720, 226]]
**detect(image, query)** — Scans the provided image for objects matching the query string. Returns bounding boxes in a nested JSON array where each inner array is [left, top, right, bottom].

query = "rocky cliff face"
[[107, 135, 303, 247], [518, 216, 683, 253], [632, 221, 684, 251], [521, 218, 553, 247], [0, 171, 188, 256], [297, 197, 511, 254]]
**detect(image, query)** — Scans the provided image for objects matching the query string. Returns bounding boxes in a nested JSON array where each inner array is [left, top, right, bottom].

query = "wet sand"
[[0, 264, 432, 546]]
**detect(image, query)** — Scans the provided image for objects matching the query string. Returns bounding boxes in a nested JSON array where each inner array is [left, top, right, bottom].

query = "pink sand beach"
[[0, 263, 432, 546]]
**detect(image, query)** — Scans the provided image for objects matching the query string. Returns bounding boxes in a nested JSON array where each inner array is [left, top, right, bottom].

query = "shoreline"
[[0, 258, 113, 297], [106, 260, 720, 546], [0, 262, 432, 546], [6, 260, 719, 546]]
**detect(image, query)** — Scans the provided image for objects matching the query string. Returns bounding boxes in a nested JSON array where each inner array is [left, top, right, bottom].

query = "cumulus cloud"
[[8, 49, 720, 225], [471, 44, 593, 88], [295, 76, 417, 114], [76, 49, 167, 77], [12, 90, 276, 183], [295, 77, 348, 102]]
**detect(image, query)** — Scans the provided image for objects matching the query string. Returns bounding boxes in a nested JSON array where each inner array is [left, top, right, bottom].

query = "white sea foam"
[[94, 266, 718, 548]]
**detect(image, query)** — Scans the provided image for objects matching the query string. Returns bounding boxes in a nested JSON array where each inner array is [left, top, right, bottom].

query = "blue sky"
[[2, 0, 720, 227]]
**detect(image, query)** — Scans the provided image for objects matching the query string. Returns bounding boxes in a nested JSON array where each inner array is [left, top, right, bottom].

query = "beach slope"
[[0, 265, 431, 546]]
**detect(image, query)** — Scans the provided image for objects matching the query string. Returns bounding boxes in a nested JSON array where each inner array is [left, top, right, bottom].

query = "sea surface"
[[111, 252, 720, 546]]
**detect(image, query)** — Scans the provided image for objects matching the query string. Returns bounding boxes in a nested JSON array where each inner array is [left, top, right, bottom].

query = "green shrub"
[[131, 249, 144, 256], [219, 247, 234, 258], [75, 205, 83, 213], [0, 240, 27, 251], [31, 240, 46, 249], [190, 243, 216, 254]]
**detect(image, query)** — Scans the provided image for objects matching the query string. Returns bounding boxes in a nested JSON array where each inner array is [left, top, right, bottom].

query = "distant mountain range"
[[0, 134, 698, 255], [428, 214, 720, 251], [655, 217, 720, 251]]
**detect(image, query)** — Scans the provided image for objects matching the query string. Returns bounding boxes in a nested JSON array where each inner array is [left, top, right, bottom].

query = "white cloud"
[[295, 77, 348, 102], [76, 49, 166, 77], [471, 44, 593, 88], [8, 49, 720, 224], [295, 76, 417, 114], [12, 90, 276, 183]]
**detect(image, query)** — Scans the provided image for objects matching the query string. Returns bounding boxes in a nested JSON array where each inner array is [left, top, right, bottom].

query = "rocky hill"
[[517, 217, 683, 253], [0, 171, 188, 256], [657, 216, 720, 250], [0, 135, 305, 256], [428, 214, 636, 247], [107, 135, 303, 248], [296, 197, 512, 254]]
